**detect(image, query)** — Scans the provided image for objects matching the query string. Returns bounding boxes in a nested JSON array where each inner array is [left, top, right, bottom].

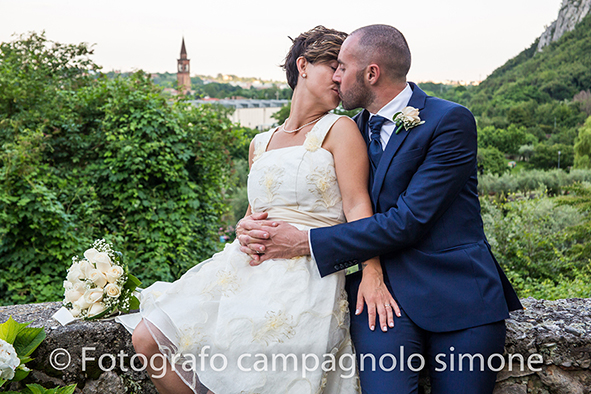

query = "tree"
[[518, 144, 535, 161], [271, 103, 290, 125], [574, 116, 591, 169], [477, 147, 508, 175], [529, 143, 574, 170], [0, 33, 247, 304], [574, 90, 591, 116], [478, 124, 534, 156]]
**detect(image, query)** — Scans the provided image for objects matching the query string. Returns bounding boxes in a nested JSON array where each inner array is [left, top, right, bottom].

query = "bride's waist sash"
[[263, 207, 344, 229]]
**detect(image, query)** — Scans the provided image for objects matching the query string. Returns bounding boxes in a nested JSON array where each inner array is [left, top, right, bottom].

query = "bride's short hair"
[[282, 26, 347, 90]]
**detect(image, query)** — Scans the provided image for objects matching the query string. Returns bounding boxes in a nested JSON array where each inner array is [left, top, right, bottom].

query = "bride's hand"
[[236, 212, 271, 261], [356, 258, 400, 332]]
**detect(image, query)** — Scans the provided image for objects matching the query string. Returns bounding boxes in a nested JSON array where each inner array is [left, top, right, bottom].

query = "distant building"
[[190, 99, 289, 130], [177, 38, 191, 95]]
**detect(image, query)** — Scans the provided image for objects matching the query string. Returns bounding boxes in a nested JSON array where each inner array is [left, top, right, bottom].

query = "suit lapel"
[[370, 83, 428, 203]]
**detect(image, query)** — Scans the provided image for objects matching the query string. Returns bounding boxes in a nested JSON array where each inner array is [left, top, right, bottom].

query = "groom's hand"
[[238, 218, 310, 265]]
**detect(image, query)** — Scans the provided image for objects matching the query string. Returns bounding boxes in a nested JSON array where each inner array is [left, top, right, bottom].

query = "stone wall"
[[537, 0, 591, 51], [0, 298, 590, 393]]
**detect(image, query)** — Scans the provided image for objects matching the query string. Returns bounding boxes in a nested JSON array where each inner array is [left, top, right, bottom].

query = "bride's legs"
[[132, 320, 207, 394]]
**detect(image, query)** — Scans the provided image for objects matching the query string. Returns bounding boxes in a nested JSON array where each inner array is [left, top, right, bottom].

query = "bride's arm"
[[323, 117, 400, 331], [240, 140, 256, 221], [236, 139, 258, 230]]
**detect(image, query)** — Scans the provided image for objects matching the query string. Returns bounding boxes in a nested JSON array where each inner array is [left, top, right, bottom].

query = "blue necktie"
[[368, 115, 387, 170]]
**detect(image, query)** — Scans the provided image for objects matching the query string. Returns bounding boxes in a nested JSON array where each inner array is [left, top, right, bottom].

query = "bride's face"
[[304, 60, 341, 111]]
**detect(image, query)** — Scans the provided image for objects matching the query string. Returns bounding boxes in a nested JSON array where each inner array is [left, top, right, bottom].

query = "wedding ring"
[[385, 304, 391, 307]]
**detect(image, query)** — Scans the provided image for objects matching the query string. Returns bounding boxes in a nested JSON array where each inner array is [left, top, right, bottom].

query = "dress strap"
[[308, 113, 344, 146], [251, 127, 278, 162]]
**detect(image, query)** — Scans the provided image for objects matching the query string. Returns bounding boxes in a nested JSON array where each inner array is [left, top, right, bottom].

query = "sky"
[[0, 0, 564, 83]]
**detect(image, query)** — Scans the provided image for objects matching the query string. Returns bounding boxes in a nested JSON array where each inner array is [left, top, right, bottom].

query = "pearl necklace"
[[280, 114, 327, 133]]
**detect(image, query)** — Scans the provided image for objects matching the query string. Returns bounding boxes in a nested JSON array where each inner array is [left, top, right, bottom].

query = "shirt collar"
[[369, 83, 413, 123]]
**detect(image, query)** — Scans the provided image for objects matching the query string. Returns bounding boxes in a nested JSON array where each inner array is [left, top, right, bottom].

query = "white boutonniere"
[[393, 106, 425, 134]]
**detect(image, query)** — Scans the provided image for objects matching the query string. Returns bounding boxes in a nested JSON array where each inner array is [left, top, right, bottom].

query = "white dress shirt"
[[309, 83, 413, 260], [368, 82, 413, 150]]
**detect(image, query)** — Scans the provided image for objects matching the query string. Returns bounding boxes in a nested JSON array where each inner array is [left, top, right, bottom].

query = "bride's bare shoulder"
[[323, 115, 364, 152]]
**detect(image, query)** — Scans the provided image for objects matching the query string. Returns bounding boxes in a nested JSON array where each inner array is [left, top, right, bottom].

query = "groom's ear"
[[366, 64, 381, 86]]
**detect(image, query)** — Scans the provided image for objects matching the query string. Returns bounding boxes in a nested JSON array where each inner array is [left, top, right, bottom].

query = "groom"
[[239, 24, 522, 393]]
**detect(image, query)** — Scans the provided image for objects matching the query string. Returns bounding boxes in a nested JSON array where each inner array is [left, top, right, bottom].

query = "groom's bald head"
[[349, 25, 411, 83]]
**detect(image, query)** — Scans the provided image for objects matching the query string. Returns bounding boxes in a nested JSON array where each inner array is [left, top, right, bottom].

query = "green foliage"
[[417, 82, 474, 106], [225, 158, 250, 227], [460, 14, 591, 167], [151, 72, 204, 89], [0, 317, 46, 386], [477, 168, 591, 196], [481, 192, 591, 299], [271, 103, 290, 125], [0, 317, 76, 392], [478, 124, 536, 155], [518, 144, 535, 161], [0, 32, 248, 305], [473, 13, 591, 117], [192, 82, 292, 100], [555, 181, 591, 213], [477, 146, 509, 175], [529, 143, 574, 170], [574, 116, 591, 168], [4, 383, 77, 394], [332, 104, 363, 118]]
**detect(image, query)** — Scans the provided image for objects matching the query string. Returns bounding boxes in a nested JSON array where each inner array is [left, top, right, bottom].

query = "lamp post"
[[558, 150, 561, 169]]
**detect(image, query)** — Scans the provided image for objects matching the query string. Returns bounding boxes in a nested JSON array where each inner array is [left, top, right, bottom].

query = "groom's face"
[[333, 36, 372, 110]]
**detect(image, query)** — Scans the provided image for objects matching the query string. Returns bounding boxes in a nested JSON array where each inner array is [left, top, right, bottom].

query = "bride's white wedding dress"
[[117, 114, 360, 394]]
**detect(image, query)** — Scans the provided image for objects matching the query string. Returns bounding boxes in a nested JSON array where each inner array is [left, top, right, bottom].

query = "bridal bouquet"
[[62, 239, 141, 320]]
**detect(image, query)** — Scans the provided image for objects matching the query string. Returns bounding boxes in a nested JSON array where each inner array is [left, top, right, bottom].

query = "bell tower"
[[177, 38, 191, 95]]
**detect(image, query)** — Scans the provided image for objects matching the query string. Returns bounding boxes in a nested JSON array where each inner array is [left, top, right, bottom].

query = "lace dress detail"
[[117, 114, 360, 394]]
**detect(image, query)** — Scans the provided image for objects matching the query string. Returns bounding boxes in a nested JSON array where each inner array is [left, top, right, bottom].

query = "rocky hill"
[[538, 0, 591, 51], [466, 9, 591, 123]]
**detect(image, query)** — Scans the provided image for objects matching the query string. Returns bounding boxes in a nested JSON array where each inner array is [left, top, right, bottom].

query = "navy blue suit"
[[310, 83, 522, 393]]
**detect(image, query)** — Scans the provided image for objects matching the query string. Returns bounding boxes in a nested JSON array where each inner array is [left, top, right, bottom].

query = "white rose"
[[87, 302, 107, 317], [72, 282, 86, 293], [84, 288, 104, 305], [399, 106, 423, 127], [89, 269, 108, 288], [0, 339, 20, 381], [79, 260, 94, 277], [105, 266, 124, 283], [401, 106, 419, 119], [105, 283, 121, 298], [75, 296, 91, 310], [84, 248, 99, 262], [63, 280, 73, 290], [94, 252, 112, 273], [66, 264, 83, 283], [65, 289, 83, 303]]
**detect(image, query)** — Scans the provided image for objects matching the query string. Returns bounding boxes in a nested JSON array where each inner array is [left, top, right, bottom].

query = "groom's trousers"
[[346, 274, 506, 394]]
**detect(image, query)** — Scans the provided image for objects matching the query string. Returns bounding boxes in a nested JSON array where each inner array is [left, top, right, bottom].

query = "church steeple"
[[180, 38, 187, 59], [177, 37, 191, 95]]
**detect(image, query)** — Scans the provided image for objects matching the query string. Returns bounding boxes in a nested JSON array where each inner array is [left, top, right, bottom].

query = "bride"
[[118, 26, 398, 394]]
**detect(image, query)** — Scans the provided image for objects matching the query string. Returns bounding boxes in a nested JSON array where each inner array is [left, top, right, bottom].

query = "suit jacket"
[[310, 82, 522, 333]]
